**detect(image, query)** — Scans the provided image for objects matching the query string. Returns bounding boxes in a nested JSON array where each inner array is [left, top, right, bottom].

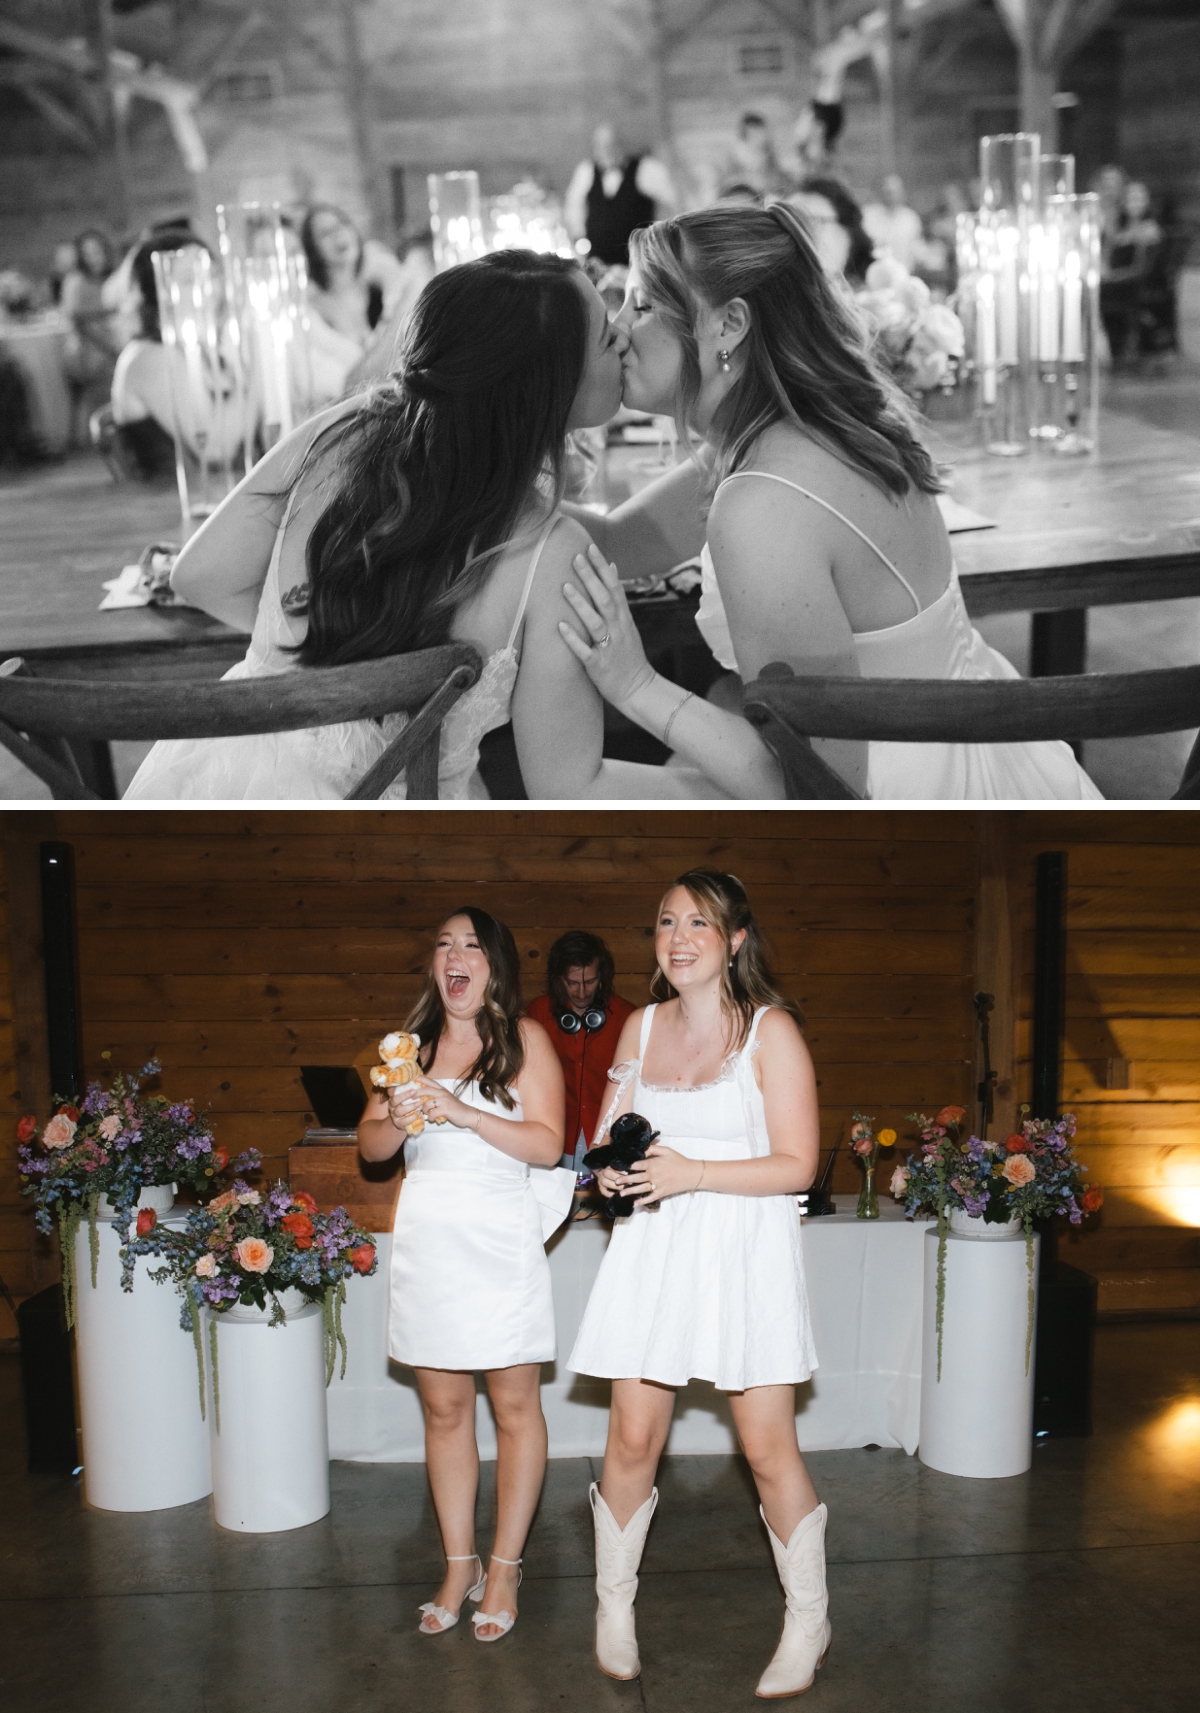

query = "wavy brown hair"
[[629, 202, 940, 499], [406, 908, 525, 1109], [547, 930, 616, 1012], [649, 869, 802, 1050]]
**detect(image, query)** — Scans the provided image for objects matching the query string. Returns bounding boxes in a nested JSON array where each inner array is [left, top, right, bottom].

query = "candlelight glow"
[[1145, 1396, 1200, 1473]]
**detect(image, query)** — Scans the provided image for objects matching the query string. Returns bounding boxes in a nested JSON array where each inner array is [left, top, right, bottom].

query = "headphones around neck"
[[558, 1006, 607, 1035]]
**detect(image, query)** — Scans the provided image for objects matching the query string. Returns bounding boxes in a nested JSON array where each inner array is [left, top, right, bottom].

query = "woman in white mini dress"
[[570, 870, 829, 1699], [358, 908, 569, 1642]]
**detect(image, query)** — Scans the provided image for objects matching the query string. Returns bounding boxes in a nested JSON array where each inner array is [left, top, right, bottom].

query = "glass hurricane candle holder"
[[216, 202, 315, 457], [1046, 193, 1101, 456], [151, 246, 242, 535], [976, 134, 1041, 457], [428, 171, 485, 271]]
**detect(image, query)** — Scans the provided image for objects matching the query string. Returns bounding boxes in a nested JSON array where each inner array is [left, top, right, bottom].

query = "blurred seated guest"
[[299, 204, 415, 403], [47, 239, 78, 307], [861, 175, 923, 271], [922, 182, 970, 293], [301, 203, 408, 346], [565, 124, 677, 266], [1101, 180, 1166, 369], [714, 113, 792, 201], [110, 231, 246, 477], [61, 228, 120, 446], [790, 178, 875, 286], [1092, 163, 1128, 254], [526, 932, 635, 1169]]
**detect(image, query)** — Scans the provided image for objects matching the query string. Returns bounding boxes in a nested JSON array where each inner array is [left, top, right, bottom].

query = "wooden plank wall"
[[1016, 813, 1200, 1312], [0, 809, 980, 1302], [0, 835, 19, 1334]]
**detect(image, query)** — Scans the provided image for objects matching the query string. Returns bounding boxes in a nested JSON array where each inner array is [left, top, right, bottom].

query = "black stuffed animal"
[[583, 1111, 660, 1218]]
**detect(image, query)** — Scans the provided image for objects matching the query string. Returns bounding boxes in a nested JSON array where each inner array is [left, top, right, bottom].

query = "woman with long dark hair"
[[125, 249, 724, 799], [557, 203, 1101, 800], [359, 908, 569, 1642], [570, 871, 826, 1697]]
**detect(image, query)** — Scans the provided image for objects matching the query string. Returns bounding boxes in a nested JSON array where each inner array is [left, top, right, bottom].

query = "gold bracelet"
[[694, 1160, 706, 1192]]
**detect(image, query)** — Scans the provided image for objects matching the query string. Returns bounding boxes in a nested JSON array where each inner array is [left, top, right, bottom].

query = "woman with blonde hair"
[[569, 870, 827, 1698], [358, 907, 571, 1642], [559, 201, 1101, 801]]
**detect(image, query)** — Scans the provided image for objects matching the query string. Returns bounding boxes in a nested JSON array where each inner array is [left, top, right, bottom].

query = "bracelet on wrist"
[[662, 689, 695, 751], [694, 1160, 706, 1192]]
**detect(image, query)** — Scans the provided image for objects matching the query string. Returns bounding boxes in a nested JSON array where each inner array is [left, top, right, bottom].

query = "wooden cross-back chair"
[[741, 663, 1200, 800], [0, 644, 483, 801]]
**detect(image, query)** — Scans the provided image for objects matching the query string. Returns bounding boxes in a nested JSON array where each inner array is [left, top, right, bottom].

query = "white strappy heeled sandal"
[[417, 1553, 487, 1634], [471, 1554, 523, 1642]]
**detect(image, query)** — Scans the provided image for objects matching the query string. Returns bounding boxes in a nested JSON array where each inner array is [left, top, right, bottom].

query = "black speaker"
[[40, 841, 82, 1102], [17, 1284, 78, 1474], [1034, 1262, 1097, 1437], [1030, 849, 1096, 1437]]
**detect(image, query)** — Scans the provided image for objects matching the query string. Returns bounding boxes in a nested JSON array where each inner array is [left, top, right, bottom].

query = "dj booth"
[[291, 1126, 929, 1462]]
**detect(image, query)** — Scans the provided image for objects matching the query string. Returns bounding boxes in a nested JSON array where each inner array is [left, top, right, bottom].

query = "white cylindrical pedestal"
[[74, 1197, 212, 1513], [918, 1225, 1039, 1479], [207, 1292, 330, 1533]]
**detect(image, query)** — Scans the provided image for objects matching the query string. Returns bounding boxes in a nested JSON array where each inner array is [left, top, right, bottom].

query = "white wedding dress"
[[695, 470, 1103, 801], [124, 501, 562, 801]]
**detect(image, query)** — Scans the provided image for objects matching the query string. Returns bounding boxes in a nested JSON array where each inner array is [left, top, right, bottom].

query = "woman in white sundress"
[[125, 249, 728, 802], [358, 908, 571, 1644], [556, 202, 1102, 802], [569, 870, 828, 1700]]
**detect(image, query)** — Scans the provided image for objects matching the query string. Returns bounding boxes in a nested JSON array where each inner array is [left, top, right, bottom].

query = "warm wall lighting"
[[1146, 1396, 1200, 1474], [1127, 1181, 1200, 1228]]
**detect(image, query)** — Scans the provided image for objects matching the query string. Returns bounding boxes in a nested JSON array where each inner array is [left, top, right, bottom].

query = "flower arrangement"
[[123, 1178, 379, 1423], [15, 1058, 252, 1324], [849, 1112, 897, 1220], [893, 1105, 1103, 1379], [855, 257, 966, 397]]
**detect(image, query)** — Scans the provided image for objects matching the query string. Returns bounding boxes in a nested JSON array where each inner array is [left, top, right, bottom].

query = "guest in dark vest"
[[526, 931, 635, 1168], [565, 124, 677, 267]]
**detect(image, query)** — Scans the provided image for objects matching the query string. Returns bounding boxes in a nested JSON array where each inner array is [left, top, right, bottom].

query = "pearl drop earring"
[[718, 348, 732, 373]]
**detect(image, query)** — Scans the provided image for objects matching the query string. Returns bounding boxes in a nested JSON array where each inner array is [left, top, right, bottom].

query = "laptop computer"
[[299, 1066, 368, 1135]]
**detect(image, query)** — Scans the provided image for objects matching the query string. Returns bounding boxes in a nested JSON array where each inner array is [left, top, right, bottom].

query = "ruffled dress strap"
[[736, 1006, 772, 1157], [592, 1004, 654, 1144]]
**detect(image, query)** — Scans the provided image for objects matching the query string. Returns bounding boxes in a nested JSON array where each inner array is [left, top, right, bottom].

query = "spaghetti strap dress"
[[694, 470, 1103, 802], [388, 1079, 557, 1371], [125, 509, 563, 801], [569, 1005, 817, 1392]]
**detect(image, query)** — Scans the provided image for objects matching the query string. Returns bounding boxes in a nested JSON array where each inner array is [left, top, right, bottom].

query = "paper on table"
[[99, 565, 156, 609], [937, 494, 997, 534]]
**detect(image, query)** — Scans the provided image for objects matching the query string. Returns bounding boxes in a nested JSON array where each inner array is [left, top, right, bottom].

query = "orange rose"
[[281, 1211, 315, 1249], [1081, 1186, 1104, 1215], [1005, 1134, 1032, 1153], [1001, 1155, 1036, 1187], [234, 1236, 273, 1273], [135, 1207, 157, 1237], [59, 1105, 80, 1122], [935, 1106, 966, 1127], [208, 1189, 237, 1213], [17, 1115, 36, 1143], [210, 1148, 228, 1172], [291, 1191, 318, 1215], [349, 1242, 376, 1275]]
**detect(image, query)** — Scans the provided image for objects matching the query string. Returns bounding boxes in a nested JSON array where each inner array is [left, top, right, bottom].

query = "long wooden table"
[[3, 406, 1198, 787]]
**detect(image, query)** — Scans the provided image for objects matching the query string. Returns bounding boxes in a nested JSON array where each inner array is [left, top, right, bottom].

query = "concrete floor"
[[1, 1323, 1198, 1713]]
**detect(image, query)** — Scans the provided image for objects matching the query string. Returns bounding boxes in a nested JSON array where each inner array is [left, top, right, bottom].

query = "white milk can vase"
[[73, 1185, 213, 1512], [206, 1288, 330, 1533], [918, 1216, 1040, 1479]]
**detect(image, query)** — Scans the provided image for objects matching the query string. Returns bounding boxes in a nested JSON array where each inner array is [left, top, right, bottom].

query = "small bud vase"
[[856, 1165, 879, 1219]]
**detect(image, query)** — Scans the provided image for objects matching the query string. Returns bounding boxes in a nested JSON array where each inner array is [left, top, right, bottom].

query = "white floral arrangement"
[[855, 257, 965, 396], [0, 269, 36, 317]]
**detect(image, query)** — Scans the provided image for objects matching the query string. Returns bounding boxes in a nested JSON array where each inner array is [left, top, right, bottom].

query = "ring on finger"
[[596, 630, 611, 648]]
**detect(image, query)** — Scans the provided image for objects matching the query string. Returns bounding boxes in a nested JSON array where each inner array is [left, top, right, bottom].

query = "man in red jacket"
[[527, 931, 635, 1169]]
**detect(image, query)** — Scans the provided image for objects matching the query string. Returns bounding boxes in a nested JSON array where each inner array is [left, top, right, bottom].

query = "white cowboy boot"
[[756, 1502, 831, 1699], [590, 1481, 658, 1680]]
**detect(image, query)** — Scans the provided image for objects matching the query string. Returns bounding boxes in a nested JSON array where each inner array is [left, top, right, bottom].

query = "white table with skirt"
[[327, 1200, 931, 1460]]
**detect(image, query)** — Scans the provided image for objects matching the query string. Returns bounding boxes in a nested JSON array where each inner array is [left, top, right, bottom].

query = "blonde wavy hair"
[[649, 869, 802, 1050], [629, 202, 941, 499], [406, 907, 524, 1109]]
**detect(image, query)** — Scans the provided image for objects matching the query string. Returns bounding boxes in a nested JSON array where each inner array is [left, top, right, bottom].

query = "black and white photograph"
[[1, 1, 1198, 800]]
